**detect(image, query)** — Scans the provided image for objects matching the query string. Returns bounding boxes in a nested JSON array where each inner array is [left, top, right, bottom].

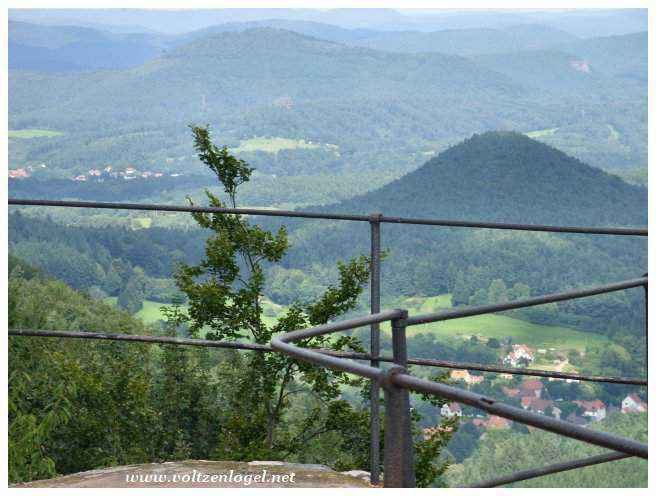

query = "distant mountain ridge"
[[8, 23, 647, 186], [352, 24, 578, 55]]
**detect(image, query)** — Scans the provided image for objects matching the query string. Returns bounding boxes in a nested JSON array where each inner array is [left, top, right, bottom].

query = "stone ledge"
[[12, 460, 372, 488]]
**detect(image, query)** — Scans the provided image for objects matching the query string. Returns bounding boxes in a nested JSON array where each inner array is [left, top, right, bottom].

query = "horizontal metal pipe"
[[380, 215, 647, 236], [271, 311, 404, 381], [278, 310, 404, 343], [9, 329, 272, 351], [327, 351, 646, 385], [392, 373, 648, 459], [407, 277, 648, 326], [9, 329, 646, 385], [8, 198, 371, 222], [468, 451, 633, 488], [9, 198, 648, 235]]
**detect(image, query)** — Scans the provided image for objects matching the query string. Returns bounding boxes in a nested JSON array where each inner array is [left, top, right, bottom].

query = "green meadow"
[[385, 294, 608, 352], [106, 297, 287, 328], [525, 127, 559, 139], [9, 129, 64, 138], [233, 137, 325, 154], [107, 291, 608, 353]]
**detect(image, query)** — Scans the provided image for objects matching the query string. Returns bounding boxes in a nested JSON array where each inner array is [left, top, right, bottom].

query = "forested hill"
[[278, 133, 646, 340], [315, 132, 647, 226], [10, 27, 522, 131]]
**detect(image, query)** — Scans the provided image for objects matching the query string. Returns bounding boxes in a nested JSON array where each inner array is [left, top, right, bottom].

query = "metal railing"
[[8, 198, 648, 487]]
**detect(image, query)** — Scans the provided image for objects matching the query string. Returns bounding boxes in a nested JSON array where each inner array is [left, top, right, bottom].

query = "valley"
[[7, 9, 648, 488]]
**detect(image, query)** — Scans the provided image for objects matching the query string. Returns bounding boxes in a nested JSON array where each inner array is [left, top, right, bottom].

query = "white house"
[[441, 402, 462, 418], [622, 394, 647, 414], [503, 344, 534, 367], [574, 400, 606, 422]]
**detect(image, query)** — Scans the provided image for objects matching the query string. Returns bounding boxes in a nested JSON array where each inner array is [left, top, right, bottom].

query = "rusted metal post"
[[643, 274, 648, 374], [384, 310, 415, 487], [369, 213, 382, 485]]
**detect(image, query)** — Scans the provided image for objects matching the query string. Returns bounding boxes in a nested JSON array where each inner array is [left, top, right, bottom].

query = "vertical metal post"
[[643, 274, 648, 374], [384, 310, 416, 488], [369, 213, 382, 485]]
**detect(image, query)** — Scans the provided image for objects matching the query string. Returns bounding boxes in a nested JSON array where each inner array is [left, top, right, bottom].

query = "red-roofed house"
[[9, 168, 30, 179], [467, 374, 484, 385], [521, 397, 553, 414], [450, 370, 485, 385], [519, 379, 543, 398], [574, 400, 606, 422], [622, 394, 647, 414], [486, 415, 511, 429], [450, 370, 471, 382]]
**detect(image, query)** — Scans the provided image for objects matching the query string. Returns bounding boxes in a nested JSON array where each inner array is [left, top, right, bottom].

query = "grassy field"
[[105, 292, 608, 352], [106, 297, 287, 328], [233, 137, 323, 154], [385, 294, 609, 352], [130, 217, 153, 229], [9, 129, 64, 138], [525, 127, 559, 139]]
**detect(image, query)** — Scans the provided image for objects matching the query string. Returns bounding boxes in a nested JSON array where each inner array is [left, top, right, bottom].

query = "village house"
[[519, 379, 543, 398], [73, 174, 87, 182], [449, 369, 484, 385], [441, 402, 462, 418], [520, 397, 553, 415], [467, 375, 484, 385], [574, 400, 607, 422], [498, 373, 514, 380], [450, 370, 469, 381], [88, 169, 101, 177], [469, 415, 511, 430], [421, 425, 454, 440], [548, 377, 580, 384], [503, 344, 534, 367], [8, 168, 30, 179], [486, 415, 511, 430], [622, 394, 647, 414]]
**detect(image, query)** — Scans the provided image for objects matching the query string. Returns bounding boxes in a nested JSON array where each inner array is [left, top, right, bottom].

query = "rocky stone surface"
[[12, 460, 372, 488], [340, 469, 372, 482]]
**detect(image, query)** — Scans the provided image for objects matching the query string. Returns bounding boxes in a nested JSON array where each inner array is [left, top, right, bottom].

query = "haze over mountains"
[[9, 9, 647, 207], [10, 8, 647, 36]]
